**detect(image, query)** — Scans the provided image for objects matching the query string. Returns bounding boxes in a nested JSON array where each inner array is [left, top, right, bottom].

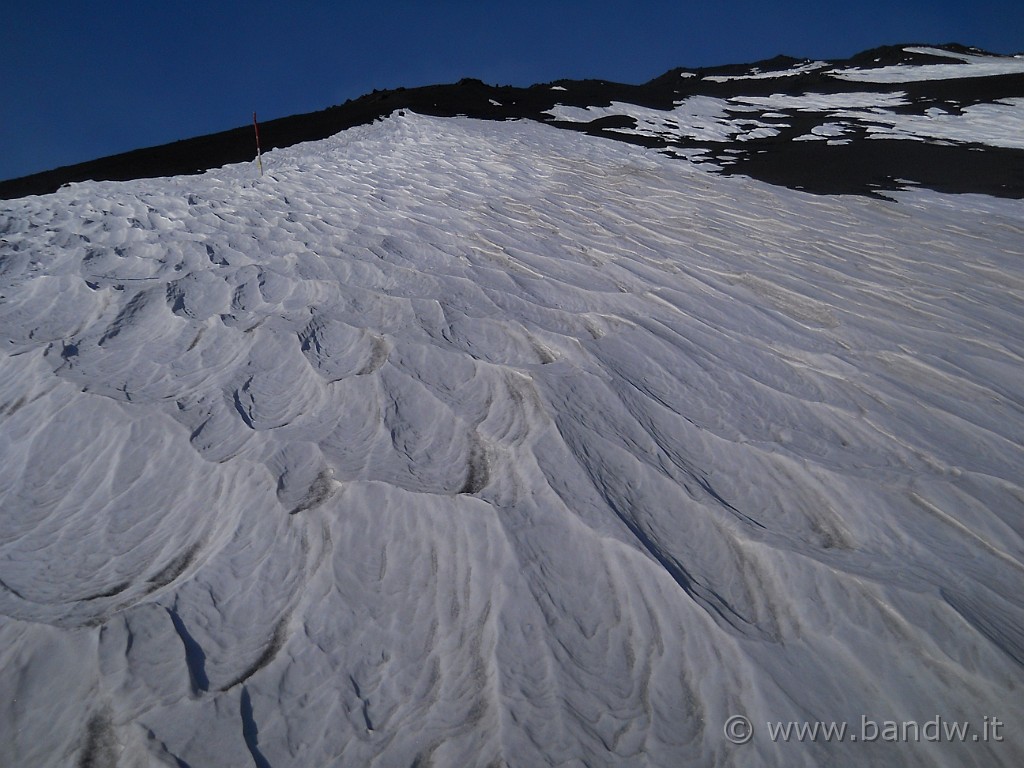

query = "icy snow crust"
[[1, 114, 1024, 767]]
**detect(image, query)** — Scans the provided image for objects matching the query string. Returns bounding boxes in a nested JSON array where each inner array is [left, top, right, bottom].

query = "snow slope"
[[1, 98, 1024, 765]]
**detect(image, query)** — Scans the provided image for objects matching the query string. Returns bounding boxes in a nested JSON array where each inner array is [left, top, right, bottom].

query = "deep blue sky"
[[2, 1, 1021, 182]]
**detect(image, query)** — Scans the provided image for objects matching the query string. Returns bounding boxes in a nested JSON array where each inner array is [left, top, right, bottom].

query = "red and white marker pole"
[[253, 111, 264, 176]]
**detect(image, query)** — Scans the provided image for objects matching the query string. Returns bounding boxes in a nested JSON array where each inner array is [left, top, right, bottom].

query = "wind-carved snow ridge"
[[1, 113, 1023, 767]]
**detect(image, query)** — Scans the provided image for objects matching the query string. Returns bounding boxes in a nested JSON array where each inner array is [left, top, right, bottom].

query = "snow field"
[[0, 113, 1022, 766]]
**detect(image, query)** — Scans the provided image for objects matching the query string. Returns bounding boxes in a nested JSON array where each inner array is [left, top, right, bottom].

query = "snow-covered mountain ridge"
[[2, 43, 1022, 200], [1, 45, 1023, 767]]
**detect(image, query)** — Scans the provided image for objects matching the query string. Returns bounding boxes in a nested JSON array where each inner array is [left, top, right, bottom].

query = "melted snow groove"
[[458, 436, 490, 495], [146, 542, 202, 594], [220, 616, 289, 692], [82, 580, 131, 601]]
